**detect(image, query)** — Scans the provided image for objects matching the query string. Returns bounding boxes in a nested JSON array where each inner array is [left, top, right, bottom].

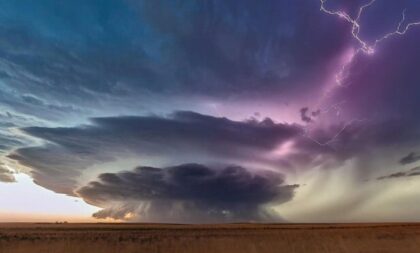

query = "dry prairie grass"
[[1, 223, 420, 253]]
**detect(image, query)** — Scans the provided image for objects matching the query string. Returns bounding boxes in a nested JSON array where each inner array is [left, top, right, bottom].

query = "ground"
[[1, 223, 420, 253]]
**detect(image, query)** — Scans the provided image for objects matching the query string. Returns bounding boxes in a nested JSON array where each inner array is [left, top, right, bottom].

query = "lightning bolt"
[[320, 0, 420, 86], [302, 118, 366, 148], [301, 0, 420, 147]]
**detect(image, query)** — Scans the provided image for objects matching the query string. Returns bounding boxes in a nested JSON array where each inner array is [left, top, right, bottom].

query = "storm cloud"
[[77, 163, 298, 223], [9, 109, 420, 197], [1, 0, 420, 223], [9, 111, 302, 195], [399, 152, 420, 165], [377, 167, 420, 180]]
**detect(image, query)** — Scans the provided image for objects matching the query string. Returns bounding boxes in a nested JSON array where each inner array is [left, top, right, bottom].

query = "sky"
[[1, 0, 420, 223]]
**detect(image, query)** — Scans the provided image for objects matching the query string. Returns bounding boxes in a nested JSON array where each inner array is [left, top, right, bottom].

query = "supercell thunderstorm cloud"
[[77, 164, 298, 222], [1, 0, 420, 223]]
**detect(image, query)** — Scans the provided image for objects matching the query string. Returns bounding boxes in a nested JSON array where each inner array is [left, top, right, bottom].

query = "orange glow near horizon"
[[0, 173, 101, 223], [0, 211, 96, 223]]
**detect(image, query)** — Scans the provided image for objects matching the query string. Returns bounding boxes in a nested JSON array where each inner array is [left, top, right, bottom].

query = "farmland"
[[1, 223, 420, 253]]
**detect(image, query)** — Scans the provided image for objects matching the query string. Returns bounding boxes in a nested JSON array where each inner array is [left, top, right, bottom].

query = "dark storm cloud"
[[399, 152, 420, 165], [77, 163, 298, 222], [0, 0, 367, 173], [0, 0, 354, 166], [0, 0, 418, 134], [0, 0, 349, 116], [377, 167, 420, 180], [22, 111, 301, 155], [299, 107, 320, 123], [300, 107, 312, 123], [8, 99, 420, 189], [9, 111, 301, 195], [9, 108, 420, 195], [126, 0, 349, 95], [377, 172, 407, 180]]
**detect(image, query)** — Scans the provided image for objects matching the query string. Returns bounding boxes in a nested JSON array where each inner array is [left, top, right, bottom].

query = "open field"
[[1, 223, 420, 253]]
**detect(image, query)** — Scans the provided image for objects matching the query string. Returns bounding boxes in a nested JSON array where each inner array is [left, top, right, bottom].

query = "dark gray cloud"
[[0, 0, 417, 127], [77, 163, 298, 223], [377, 172, 407, 180], [9, 109, 420, 194], [8, 111, 301, 195], [299, 107, 321, 123], [377, 166, 420, 180], [0, 0, 349, 123], [300, 107, 312, 123], [399, 152, 420, 165], [126, 0, 349, 95]]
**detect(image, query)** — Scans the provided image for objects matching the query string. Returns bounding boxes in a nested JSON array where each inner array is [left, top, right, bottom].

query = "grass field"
[[1, 223, 420, 253]]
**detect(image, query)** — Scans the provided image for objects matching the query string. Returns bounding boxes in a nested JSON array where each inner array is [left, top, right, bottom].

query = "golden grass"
[[1, 223, 420, 253]]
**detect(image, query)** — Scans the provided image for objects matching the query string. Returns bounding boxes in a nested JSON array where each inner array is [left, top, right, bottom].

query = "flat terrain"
[[1, 223, 420, 253]]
